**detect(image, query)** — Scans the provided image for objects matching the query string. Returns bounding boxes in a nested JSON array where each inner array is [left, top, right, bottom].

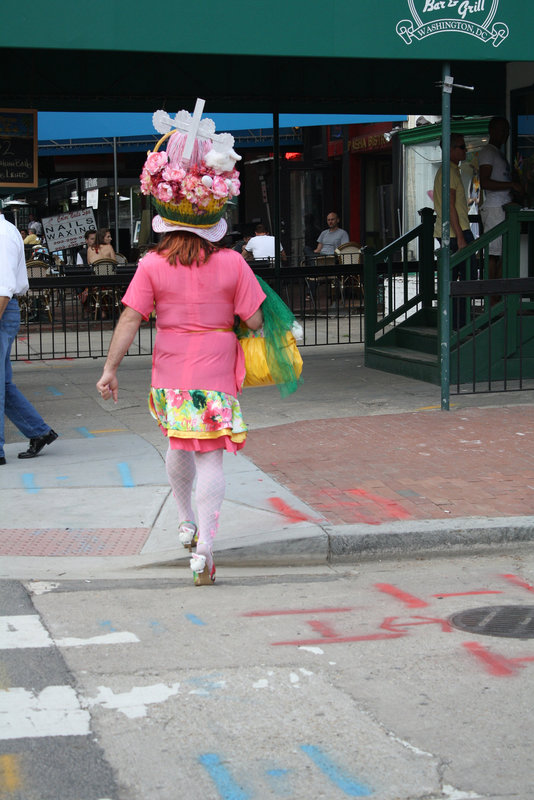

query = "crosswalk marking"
[[56, 632, 139, 647], [0, 686, 90, 739], [0, 615, 139, 650], [0, 615, 53, 649]]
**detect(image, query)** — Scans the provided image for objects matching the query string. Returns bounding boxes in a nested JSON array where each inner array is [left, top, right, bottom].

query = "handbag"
[[240, 331, 303, 389]]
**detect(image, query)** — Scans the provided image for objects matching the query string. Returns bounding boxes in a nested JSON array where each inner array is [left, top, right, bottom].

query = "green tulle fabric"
[[235, 275, 303, 397]]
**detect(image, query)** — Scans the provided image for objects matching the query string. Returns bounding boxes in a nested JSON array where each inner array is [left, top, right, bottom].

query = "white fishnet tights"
[[165, 447, 225, 562]]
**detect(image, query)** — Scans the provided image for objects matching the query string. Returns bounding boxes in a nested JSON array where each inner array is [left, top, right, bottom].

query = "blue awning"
[[38, 112, 407, 140], [37, 112, 407, 156]]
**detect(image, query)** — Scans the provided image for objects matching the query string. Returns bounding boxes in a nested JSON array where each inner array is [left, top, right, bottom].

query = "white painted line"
[[0, 616, 53, 649], [56, 632, 140, 648], [0, 686, 90, 739], [0, 616, 139, 650], [442, 785, 482, 799], [84, 683, 180, 719], [27, 581, 60, 596]]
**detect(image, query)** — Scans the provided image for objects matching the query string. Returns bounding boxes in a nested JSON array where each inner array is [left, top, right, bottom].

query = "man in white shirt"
[[314, 212, 349, 256], [479, 117, 522, 280], [242, 224, 287, 262], [0, 207, 57, 465]]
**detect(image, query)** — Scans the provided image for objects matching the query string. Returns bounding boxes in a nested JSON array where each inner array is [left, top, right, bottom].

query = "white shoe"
[[178, 522, 197, 549], [190, 551, 216, 585], [190, 553, 206, 574]]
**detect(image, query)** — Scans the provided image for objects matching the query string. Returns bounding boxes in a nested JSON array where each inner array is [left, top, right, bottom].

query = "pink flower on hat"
[[140, 167, 153, 196], [155, 182, 174, 203], [194, 182, 210, 200], [162, 166, 186, 183], [182, 173, 211, 206], [145, 151, 168, 176], [226, 177, 241, 197], [211, 175, 229, 199]]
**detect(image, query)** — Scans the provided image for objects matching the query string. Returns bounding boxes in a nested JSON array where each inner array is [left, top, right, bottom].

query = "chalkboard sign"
[[0, 108, 38, 188]]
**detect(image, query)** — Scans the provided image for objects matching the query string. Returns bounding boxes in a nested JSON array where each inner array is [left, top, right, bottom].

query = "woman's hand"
[[96, 369, 119, 402], [95, 307, 143, 403]]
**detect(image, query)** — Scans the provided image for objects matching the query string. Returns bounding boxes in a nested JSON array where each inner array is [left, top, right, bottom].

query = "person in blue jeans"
[[0, 208, 57, 465]]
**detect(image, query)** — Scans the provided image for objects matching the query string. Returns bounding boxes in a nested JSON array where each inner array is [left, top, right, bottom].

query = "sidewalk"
[[1, 344, 533, 580]]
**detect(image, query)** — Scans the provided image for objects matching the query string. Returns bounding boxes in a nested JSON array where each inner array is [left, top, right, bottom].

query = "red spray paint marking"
[[432, 591, 503, 598], [242, 607, 353, 618], [380, 615, 454, 633], [463, 641, 534, 677], [308, 620, 342, 638], [347, 489, 412, 521], [273, 632, 406, 647], [268, 497, 315, 523], [374, 583, 428, 608], [314, 502, 383, 525], [502, 574, 534, 594]]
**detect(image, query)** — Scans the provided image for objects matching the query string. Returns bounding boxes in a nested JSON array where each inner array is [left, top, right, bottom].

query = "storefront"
[[398, 118, 490, 260], [343, 122, 400, 250]]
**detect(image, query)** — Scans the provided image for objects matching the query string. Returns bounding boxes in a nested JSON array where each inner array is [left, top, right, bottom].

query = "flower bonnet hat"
[[140, 99, 241, 242]]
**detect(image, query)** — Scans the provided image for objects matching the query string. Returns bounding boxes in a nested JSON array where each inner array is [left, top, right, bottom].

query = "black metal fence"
[[450, 277, 534, 394], [12, 260, 366, 361]]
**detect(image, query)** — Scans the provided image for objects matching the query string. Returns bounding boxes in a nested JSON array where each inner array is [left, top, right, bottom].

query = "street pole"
[[273, 107, 281, 293], [113, 137, 120, 254], [440, 64, 451, 411]]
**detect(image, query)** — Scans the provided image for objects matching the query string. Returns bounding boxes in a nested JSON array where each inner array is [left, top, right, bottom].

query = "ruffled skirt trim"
[[148, 388, 248, 453]]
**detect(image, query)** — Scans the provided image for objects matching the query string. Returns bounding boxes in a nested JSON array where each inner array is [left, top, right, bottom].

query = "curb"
[[138, 516, 534, 570], [327, 517, 534, 562]]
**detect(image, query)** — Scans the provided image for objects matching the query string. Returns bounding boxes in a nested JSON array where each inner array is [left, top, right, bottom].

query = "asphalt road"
[[2, 549, 534, 800]]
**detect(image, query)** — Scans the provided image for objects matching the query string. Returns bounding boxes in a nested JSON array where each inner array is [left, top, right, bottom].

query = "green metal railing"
[[363, 207, 435, 348], [364, 203, 534, 399]]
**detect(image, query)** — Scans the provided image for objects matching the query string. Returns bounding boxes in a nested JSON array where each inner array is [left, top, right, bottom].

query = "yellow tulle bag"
[[240, 332, 303, 389]]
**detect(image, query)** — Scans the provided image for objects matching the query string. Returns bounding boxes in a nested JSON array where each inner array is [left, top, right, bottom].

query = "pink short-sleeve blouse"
[[122, 248, 266, 396]]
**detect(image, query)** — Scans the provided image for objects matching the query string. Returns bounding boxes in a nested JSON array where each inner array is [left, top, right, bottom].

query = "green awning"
[[397, 117, 490, 144], [0, 1, 527, 114], [1, 0, 528, 61]]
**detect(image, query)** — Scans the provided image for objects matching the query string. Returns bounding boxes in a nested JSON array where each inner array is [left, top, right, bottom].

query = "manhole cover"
[[449, 605, 534, 639]]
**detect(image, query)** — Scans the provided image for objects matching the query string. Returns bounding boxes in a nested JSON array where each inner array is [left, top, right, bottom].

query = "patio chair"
[[335, 242, 363, 306], [22, 260, 53, 323], [89, 258, 117, 319]]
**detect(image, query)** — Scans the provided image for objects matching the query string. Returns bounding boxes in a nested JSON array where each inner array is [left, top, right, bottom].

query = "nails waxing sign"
[[42, 208, 97, 252], [396, 0, 509, 46]]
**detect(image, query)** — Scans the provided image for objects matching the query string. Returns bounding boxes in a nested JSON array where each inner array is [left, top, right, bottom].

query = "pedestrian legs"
[[0, 299, 50, 459]]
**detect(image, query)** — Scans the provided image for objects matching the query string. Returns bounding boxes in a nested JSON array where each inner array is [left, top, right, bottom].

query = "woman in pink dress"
[[96, 107, 265, 585]]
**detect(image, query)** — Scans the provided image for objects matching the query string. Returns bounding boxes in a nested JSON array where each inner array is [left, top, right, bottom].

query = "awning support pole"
[[438, 68, 474, 410], [113, 137, 119, 253], [273, 107, 281, 293], [439, 64, 452, 411]]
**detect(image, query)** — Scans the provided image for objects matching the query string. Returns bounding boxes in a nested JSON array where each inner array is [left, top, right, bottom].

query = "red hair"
[[154, 231, 218, 266]]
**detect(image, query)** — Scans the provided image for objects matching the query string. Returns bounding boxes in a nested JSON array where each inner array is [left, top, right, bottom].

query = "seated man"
[[242, 224, 287, 262], [314, 212, 349, 256], [76, 229, 97, 266]]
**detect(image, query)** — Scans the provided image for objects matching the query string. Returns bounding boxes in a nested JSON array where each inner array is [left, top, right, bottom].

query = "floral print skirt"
[[149, 388, 248, 453]]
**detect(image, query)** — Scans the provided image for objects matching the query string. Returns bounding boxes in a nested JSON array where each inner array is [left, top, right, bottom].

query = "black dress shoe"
[[0, 457, 6, 466], [18, 429, 58, 459]]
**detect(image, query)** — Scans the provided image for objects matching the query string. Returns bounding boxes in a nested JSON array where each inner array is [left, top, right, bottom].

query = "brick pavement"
[[245, 406, 534, 526]]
